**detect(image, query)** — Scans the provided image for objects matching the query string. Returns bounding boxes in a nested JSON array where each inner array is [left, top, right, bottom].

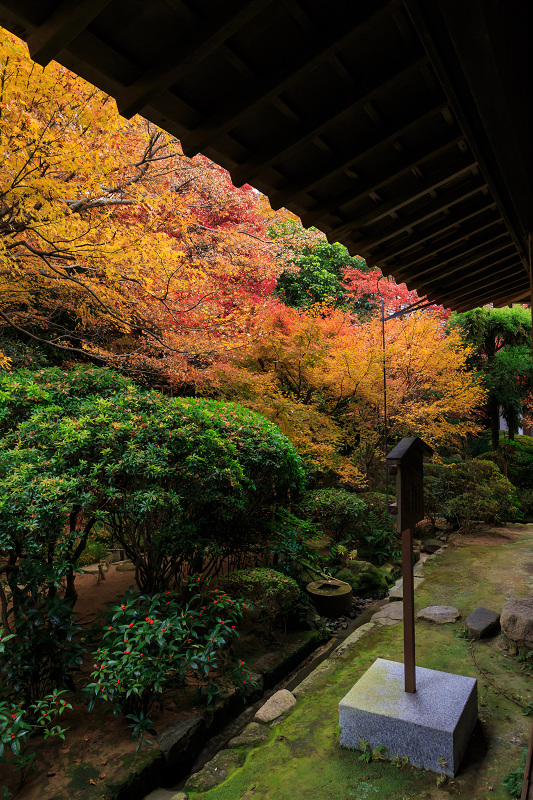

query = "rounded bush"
[[219, 567, 300, 634]]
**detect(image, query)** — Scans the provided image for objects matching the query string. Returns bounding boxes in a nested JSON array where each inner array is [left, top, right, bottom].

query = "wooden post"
[[386, 437, 433, 695], [401, 527, 416, 693]]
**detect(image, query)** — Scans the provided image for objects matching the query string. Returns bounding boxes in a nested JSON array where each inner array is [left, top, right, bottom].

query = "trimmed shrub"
[[299, 489, 398, 564], [0, 367, 306, 595], [335, 562, 390, 598], [425, 460, 517, 531], [219, 568, 300, 639]]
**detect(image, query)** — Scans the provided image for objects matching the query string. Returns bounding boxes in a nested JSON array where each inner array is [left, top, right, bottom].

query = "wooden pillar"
[[386, 437, 433, 695], [401, 526, 416, 693]]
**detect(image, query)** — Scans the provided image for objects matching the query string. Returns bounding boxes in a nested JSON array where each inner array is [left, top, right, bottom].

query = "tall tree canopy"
[[448, 306, 533, 447], [0, 31, 280, 380], [201, 307, 485, 481]]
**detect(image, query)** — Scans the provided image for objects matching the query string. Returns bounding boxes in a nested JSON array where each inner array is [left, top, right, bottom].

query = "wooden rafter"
[[27, 0, 113, 66], [116, 0, 272, 119], [230, 51, 429, 186], [269, 94, 448, 210], [180, 1, 390, 156]]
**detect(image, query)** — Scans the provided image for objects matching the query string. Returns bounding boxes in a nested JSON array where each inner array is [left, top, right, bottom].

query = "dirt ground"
[[73, 564, 137, 627]]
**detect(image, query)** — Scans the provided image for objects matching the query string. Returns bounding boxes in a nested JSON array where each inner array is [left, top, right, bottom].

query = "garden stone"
[[372, 601, 404, 626], [170, 794, 188, 800], [339, 658, 478, 777], [184, 749, 244, 793], [417, 606, 461, 624], [157, 716, 205, 776], [116, 561, 136, 571], [501, 597, 533, 652], [254, 689, 296, 723], [422, 539, 443, 554], [227, 721, 269, 747], [388, 575, 424, 600], [465, 607, 500, 639], [81, 562, 108, 574]]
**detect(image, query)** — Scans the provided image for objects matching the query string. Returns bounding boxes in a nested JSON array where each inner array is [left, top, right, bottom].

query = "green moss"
[[187, 527, 533, 800]]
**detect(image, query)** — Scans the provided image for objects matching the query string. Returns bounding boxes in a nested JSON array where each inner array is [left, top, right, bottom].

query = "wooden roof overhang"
[[0, 0, 531, 311]]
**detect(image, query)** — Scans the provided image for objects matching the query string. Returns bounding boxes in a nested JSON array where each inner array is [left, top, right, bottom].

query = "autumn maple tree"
[[199, 304, 485, 482], [0, 30, 281, 379]]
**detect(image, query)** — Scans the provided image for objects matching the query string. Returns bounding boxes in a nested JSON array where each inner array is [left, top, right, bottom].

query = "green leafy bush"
[[219, 568, 300, 638], [425, 460, 517, 531], [0, 690, 72, 789], [84, 581, 251, 746], [299, 489, 397, 564], [0, 367, 306, 595], [335, 563, 390, 598], [0, 591, 84, 706]]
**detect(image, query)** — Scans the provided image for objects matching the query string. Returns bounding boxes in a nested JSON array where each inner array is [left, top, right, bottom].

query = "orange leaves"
[[0, 30, 284, 376]]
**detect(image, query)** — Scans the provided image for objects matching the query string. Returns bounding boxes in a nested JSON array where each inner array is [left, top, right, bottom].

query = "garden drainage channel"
[[148, 597, 386, 798]]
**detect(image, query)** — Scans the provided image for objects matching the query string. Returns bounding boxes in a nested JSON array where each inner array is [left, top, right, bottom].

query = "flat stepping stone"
[[422, 538, 444, 554], [227, 722, 269, 747], [254, 689, 296, 723], [388, 576, 424, 600], [80, 562, 108, 574], [372, 602, 404, 626], [465, 607, 500, 639], [116, 561, 136, 571], [417, 606, 461, 624], [184, 749, 244, 793]]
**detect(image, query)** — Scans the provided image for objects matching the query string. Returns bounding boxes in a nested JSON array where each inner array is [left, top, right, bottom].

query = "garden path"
[[174, 524, 533, 800]]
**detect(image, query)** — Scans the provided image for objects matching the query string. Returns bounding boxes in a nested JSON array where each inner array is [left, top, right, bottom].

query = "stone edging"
[[177, 544, 450, 798]]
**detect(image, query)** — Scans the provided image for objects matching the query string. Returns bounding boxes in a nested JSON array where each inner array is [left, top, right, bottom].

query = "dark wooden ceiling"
[[1, 0, 531, 310]]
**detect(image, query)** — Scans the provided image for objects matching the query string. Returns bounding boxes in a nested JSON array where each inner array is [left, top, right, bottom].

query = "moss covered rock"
[[335, 561, 390, 597]]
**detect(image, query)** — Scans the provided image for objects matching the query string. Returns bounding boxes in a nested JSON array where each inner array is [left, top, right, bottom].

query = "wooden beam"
[[27, 0, 113, 67], [422, 253, 519, 301], [431, 257, 521, 302], [328, 156, 477, 240], [116, 0, 271, 118], [382, 216, 504, 271], [372, 201, 499, 264], [416, 241, 516, 290], [300, 130, 465, 229], [180, 1, 390, 157], [229, 51, 428, 187], [443, 265, 525, 305], [269, 94, 448, 211], [336, 176, 487, 253], [445, 273, 528, 310], [404, 0, 530, 274], [392, 228, 510, 280]]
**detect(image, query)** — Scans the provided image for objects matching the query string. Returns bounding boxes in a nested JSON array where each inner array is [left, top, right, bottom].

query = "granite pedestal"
[[339, 658, 477, 776]]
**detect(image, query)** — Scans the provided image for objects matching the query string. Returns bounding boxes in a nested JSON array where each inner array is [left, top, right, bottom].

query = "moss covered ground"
[[187, 525, 533, 800]]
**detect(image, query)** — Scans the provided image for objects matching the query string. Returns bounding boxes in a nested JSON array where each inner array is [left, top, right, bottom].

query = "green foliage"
[[219, 568, 300, 638], [85, 582, 252, 746], [425, 460, 518, 531], [299, 489, 397, 563], [274, 240, 368, 310], [77, 538, 110, 567], [0, 366, 306, 593], [502, 747, 526, 797], [448, 307, 533, 443], [0, 592, 84, 706], [0, 690, 71, 787], [335, 563, 390, 598]]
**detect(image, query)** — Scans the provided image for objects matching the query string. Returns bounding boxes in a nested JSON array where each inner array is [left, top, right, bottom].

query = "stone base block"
[[339, 658, 477, 776]]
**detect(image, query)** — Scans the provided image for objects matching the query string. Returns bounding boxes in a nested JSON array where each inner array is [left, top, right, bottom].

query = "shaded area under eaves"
[[0, 0, 531, 310]]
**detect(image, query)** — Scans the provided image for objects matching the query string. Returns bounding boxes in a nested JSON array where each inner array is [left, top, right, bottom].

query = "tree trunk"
[[64, 570, 78, 606], [490, 397, 500, 450]]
